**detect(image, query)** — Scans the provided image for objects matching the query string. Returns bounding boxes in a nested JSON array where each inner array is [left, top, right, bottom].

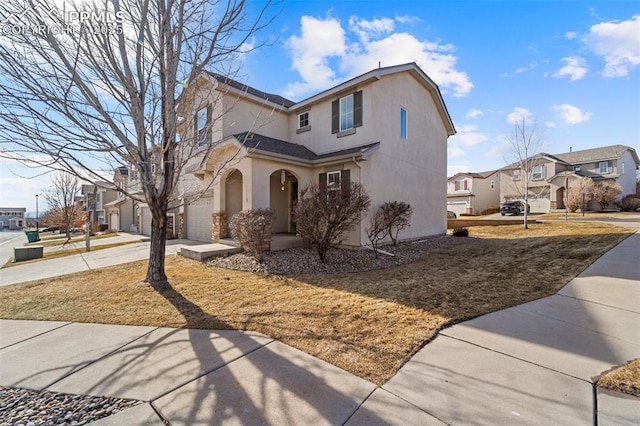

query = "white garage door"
[[447, 200, 468, 216], [186, 196, 213, 242], [140, 206, 152, 236], [528, 197, 551, 213]]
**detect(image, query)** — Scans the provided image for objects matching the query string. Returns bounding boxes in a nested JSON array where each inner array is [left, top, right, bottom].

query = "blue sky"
[[1, 0, 639, 211]]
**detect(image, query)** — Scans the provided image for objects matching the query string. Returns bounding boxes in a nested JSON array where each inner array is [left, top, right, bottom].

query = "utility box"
[[14, 246, 44, 262]]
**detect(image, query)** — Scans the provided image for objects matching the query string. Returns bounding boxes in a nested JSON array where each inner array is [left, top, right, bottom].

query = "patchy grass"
[[25, 233, 118, 248], [0, 221, 632, 385], [598, 359, 640, 397], [538, 211, 639, 220]]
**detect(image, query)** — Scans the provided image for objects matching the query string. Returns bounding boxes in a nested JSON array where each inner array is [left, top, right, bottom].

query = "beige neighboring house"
[[177, 62, 456, 245], [79, 182, 117, 229], [447, 170, 500, 216], [104, 166, 136, 232], [500, 144, 640, 212]]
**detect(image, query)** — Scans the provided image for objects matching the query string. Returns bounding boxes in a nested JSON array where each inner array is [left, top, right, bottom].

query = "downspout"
[[353, 156, 364, 247]]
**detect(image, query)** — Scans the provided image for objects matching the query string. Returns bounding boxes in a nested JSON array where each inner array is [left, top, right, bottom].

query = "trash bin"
[[25, 230, 40, 243]]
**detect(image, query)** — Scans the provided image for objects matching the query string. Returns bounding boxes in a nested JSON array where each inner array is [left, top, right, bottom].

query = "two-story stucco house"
[[104, 166, 136, 232], [80, 182, 117, 229], [500, 145, 639, 212], [447, 170, 500, 216], [177, 62, 455, 246]]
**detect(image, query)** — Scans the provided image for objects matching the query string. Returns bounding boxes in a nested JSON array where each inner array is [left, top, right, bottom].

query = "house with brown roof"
[[500, 144, 639, 212], [176, 63, 456, 246], [447, 170, 500, 216]]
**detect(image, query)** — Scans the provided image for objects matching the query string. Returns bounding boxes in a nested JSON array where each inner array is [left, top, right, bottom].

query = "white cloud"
[[449, 146, 464, 158], [501, 61, 537, 77], [395, 14, 422, 25], [553, 56, 588, 81], [552, 104, 592, 124], [285, 15, 473, 98], [546, 121, 557, 128], [506, 107, 534, 125], [584, 15, 640, 77], [449, 124, 488, 146], [565, 32, 577, 40], [349, 16, 394, 43], [466, 109, 483, 119], [284, 16, 346, 95], [447, 163, 470, 176]]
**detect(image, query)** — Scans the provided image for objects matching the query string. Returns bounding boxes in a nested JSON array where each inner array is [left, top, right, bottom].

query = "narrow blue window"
[[400, 108, 407, 139]]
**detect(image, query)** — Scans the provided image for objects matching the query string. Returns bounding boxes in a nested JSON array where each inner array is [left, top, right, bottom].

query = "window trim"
[[598, 161, 613, 174], [298, 111, 309, 129], [513, 170, 520, 181], [327, 170, 341, 192], [196, 105, 210, 146], [532, 165, 545, 180], [332, 91, 362, 135], [339, 94, 354, 132]]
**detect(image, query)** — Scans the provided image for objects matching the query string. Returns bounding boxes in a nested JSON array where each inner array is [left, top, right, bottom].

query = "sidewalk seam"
[[0, 322, 72, 350]]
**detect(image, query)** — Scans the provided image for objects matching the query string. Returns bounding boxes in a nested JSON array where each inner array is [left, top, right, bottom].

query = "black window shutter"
[[319, 172, 327, 195], [331, 100, 339, 134], [353, 91, 363, 128], [341, 169, 351, 188]]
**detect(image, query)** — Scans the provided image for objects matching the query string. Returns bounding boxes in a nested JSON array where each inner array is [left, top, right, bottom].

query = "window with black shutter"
[[331, 91, 362, 134]]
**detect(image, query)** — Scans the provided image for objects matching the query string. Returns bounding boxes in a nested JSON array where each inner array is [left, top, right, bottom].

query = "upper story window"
[[532, 165, 546, 180], [400, 108, 407, 139], [513, 170, 520, 180], [196, 105, 210, 146], [454, 179, 468, 191], [598, 160, 613, 173], [298, 112, 309, 129], [331, 91, 362, 135]]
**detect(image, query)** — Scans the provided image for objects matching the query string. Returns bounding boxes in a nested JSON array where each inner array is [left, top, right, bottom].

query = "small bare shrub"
[[295, 181, 370, 263], [366, 208, 387, 258], [229, 209, 275, 262], [567, 177, 594, 212], [592, 181, 622, 210], [480, 206, 500, 215], [452, 227, 469, 237], [366, 201, 413, 257], [616, 195, 640, 212]]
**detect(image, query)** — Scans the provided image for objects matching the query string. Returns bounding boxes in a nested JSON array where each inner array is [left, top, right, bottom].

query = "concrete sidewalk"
[[0, 233, 638, 424], [0, 238, 201, 287]]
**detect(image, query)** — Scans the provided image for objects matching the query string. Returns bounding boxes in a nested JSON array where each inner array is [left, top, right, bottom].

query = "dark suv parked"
[[500, 201, 529, 216]]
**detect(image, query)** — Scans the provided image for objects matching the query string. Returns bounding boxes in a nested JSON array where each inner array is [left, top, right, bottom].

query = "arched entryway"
[[269, 169, 298, 234], [556, 187, 565, 210], [225, 169, 243, 224]]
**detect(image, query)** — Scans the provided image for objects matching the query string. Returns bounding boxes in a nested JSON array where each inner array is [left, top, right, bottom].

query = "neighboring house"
[[0, 207, 26, 230], [500, 144, 640, 212], [447, 170, 500, 215], [104, 166, 136, 232], [79, 182, 118, 228], [177, 62, 456, 245]]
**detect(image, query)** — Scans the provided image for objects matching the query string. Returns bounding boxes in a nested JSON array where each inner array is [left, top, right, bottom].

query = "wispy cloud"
[[584, 15, 640, 77], [506, 107, 534, 125], [553, 104, 592, 124], [284, 14, 473, 98], [553, 56, 588, 81], [465, 109, 483, 119], [565, 32, 577, 40]]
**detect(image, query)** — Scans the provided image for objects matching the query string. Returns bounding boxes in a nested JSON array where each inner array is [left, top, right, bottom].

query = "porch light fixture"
[[281, 170, 286, 191]]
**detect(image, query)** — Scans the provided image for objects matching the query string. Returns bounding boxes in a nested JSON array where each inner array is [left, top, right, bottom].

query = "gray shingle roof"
[[208, 73, 295, 108], [554, 144, 638, 165], [234, 132, 380, 162]]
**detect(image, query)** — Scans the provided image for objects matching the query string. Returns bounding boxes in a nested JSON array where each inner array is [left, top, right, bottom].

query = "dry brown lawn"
[[0, 221, 633, 385], [598, 358, 640, 397]]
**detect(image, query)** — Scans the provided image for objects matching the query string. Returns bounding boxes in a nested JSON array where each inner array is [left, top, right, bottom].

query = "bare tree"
[[229, 209, 275, 263], [592, 181, 622, 210], [0, 0, 275, 285], [42, 172, 84, 240], [295, 182, 371, 263], [506, 119, 543, 229]]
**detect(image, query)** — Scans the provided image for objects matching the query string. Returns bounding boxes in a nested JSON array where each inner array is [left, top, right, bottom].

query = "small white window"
[[298, 112, 309, 128], [513, 170, 520, 180], [490, 180, 495, 190], [197, 107, 208, 146], [599, 161, 613, 173], [327, 171, 341, 191]]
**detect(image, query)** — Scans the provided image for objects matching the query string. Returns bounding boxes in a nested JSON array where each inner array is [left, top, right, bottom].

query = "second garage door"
[[186, 196, 213, 242]]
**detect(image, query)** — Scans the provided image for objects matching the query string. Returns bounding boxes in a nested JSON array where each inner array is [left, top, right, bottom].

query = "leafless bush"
[[229, 209, 275, 263], [592, 181, 623, 210], [295, 182, 370, 263], [615, 195, 640, 212], [452, 227, 469, 237], [567, 177, 594, 212], [366, 201, 413, 257]]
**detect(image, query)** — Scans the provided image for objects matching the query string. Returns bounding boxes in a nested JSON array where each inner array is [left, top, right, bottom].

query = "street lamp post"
[[35, 194, 39, 231]]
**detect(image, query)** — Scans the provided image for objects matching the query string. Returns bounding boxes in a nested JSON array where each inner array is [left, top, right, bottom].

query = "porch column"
[[212, 211, 228, 242]]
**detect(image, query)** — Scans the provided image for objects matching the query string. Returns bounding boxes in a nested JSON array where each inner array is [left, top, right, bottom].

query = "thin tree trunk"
[[146, 210, 168, 285]]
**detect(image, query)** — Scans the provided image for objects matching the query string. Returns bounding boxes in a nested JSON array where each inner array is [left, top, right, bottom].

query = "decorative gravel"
[[0, 387, 142, 425], [208, 235, 467, 275]]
